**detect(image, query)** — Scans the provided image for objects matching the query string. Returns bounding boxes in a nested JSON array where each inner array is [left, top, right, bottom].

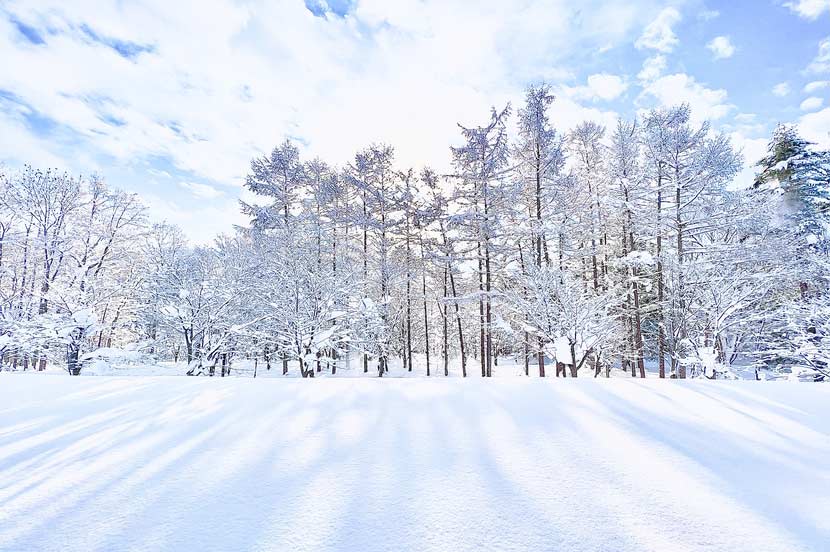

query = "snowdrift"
[[0, 376, 828, 551]]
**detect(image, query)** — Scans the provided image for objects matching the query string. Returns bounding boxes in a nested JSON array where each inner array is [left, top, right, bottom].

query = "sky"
[[1, 0, 829, 244]]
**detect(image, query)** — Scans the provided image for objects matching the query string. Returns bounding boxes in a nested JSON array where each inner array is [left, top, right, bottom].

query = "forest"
[[1, 86, 828, 380]]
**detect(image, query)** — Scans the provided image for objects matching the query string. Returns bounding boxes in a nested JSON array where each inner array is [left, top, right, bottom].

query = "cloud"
[[140, 192, 247, 245], [784, 0, 830, 19], [0, 0, 660, 179], [706, 36, 735, 60], [772, 82, 791, 96], [637, 55, 667, 82], [697, 9, 720, 21], [730, 132, 769, 189], [635, 7, 681, 53], [179, 181, 224, 199], [0, 107, 67, 170], [0, 0, 670, 242], [799, 106, 830, 148], [565, 73, 629, 102], [586, 74, 628, 100], [640, 73, 733, 121], [547, 94, 619, 142], [800, 96, 824, 111], [804, 80, 830, 93], [727, 112, 767, 136], [807, 36, 830, 73]]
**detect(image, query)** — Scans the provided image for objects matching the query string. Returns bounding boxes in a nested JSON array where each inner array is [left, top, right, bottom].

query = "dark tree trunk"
[[422, 264, 430, 377], [449, 268, 466, 377], [67, 336, 82, 376], [569, 342, 580, 378], [478, 242, 485, 378], [484, 243, 493, 378], [442, 268, 449, 377], [675, 169, 686, 379], [656, 171, 666, 379]]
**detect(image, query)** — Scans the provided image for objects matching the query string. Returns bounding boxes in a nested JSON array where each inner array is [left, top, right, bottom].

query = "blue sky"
[[1, 0, 829, 243]]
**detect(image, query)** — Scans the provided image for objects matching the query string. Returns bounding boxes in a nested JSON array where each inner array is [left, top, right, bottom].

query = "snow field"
[[0, 376, 828, 551]]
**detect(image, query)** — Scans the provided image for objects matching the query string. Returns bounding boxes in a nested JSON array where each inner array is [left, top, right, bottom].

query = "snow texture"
[[0, 376, 828, 551]]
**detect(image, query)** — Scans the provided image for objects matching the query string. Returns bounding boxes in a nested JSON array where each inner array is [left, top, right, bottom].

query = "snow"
[[623, 250, 655, 266], [1, 376, 828, 551], [552, 335, 572, 361], [71, 308, 97, 327]]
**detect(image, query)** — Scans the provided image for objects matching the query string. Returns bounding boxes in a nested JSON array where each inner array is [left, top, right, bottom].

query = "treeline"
[[1, 85, 828, 379]]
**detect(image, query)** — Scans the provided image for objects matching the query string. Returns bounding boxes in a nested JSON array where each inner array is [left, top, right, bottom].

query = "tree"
[[608, 119, 648, 378], [643, 105, 740, 377], [452, 105, 511, 377], [755, 123, 830, 257], [514, 83, 565, 376]]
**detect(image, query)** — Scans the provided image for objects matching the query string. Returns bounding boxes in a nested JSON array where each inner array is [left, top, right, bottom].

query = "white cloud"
[[640, 73, 733, 121], [548, 94, 619, 140], [799, 106, 830, 148], [0, 0, 660, 178], [726, 112, 766, 137], [804, 80, 830, 93], [706, 36, 735, 60], [0, 105, 69, 170], [730, 132, 769, 189], [698, 9, 720, 21], [772, 82, 791, 97], [0, 0, 669, 241], [586, 74, 628, 101], [637, 55, 667, 82], [807, 36, 830, 73], [179, 181, 224, 199], [635, 7, 681, 53], [784, 0, 830, 19], [564, 73, 628, 105], [140, 192, 247, 245], [800, 96, 824, 111]]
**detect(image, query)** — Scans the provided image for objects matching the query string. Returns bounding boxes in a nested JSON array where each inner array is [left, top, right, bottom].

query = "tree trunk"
[[675, 168, 686, 379], [185, 331, 193, 364], [656, 172, 666, 379], [442, 268, 449, 377], [484, 249, 493, 378], [421, 244, 430, 377], [478, 242, 485, 377], [569, 341, 579, 378], [406, 222, 412, 373], [450, 268, 466, 378], [67, 333, 82, 376]]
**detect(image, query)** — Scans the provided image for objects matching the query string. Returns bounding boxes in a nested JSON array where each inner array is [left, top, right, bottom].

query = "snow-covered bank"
[[1, 377, 828, 551]]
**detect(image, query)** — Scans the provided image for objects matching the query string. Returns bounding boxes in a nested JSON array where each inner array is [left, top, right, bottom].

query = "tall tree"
[[452, 105, 511, 377]]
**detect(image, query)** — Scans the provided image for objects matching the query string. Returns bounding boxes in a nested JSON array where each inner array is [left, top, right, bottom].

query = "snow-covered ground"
[[1, 376, 828, 551], [63, 354, 764, 380]]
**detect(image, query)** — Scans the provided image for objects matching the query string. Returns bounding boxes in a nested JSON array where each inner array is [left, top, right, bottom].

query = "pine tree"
[[755, 124, 830, 254]]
